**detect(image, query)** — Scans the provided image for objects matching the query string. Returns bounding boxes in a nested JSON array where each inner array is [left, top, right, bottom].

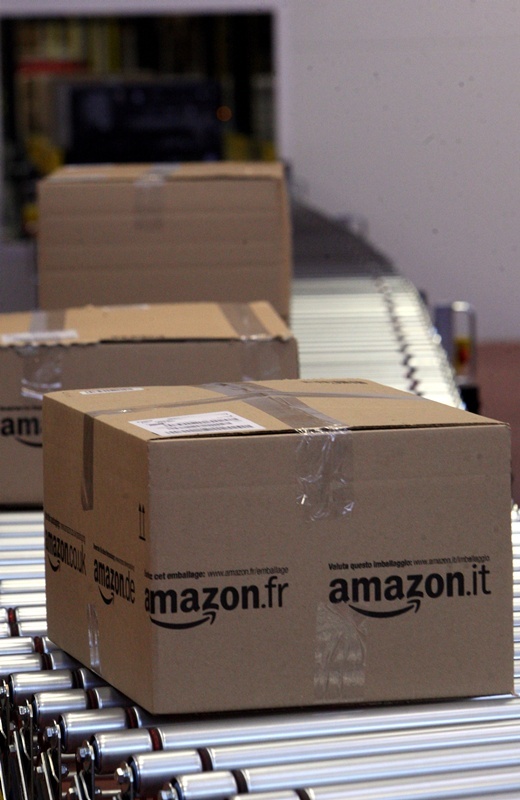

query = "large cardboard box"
[[0, 302, 298, 507], [37, 162, 292, 318], [42, 379, 514, 714]]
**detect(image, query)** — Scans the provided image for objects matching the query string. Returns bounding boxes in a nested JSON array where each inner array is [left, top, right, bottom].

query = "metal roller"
[[90, 716, 520, 779], [0, 537, 45, 551], [168, 742, 520, 800], [88, 729, 155, 774], [0, 591, 47, 608], [203, 719, 520, 770], [225, 794, 298, 800], [0, 550, 45, 565], [0, 514, 43, 527], [225, 795, 298, 800], [89, 686, 133, 710], [0, 564, 44, 580], [0, 637, 37, 656], [0, 524, 44, 536], [116, 750, 203, 798], [44, 649, 82, 671], [0, 578, 45, 594], [15, 620, 48, 637], [59, 707, 130, 753], [241, 744, 520, 794], [32, 689, 89, 727], [153, 696, 520, 752], [33, 636, 59, 654], [73, 667, 108, 692], [14, 606, 47, 623], [299, 765, 520, 800], [112, 718, 520, 790], [126, 705, 166, 729], [9, 668, 76, 706], [165, 772, 239, 800], [0, 652, 44, 679]]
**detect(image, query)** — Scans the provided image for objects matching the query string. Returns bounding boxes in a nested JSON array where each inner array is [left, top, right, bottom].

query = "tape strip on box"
[[81, 384, 356, 515], [134, 170, 167, 230], [315, 601, 367, 702], [14, 310, 67, 400], [80, 383, 422, 513], [205, 382, 355, 521], [219, 303, 271, 340]]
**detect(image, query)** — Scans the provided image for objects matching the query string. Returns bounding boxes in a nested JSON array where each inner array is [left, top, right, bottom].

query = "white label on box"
[[79, 387, 144, 395], [130, 411, 265, 437], [1, 329, 78, 345]]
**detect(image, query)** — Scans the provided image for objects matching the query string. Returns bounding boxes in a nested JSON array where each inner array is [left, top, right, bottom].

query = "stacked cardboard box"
[[35, 160, 514, 716], [37, 162, 292, 318], [43, 378, 513, 714], [0, 301, 298, 506]]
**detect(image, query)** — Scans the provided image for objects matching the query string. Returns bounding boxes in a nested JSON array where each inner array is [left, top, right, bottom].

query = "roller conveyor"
[[0, 508, 516, 800], [290, 204, 461, 406], [291, 274, 461, 406], [0, 207, 514, 799]]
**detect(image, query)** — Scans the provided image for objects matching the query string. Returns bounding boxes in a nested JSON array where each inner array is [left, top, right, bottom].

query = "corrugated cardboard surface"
[[37, 162, 292, 317], [0, 303, 298, 506], [43, 379, 514, 714]]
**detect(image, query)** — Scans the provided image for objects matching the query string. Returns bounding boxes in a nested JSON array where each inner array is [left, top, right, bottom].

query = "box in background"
[[43, 379, 513, 715], [0, 301, 298, 507], [37, 162, 292, 318]]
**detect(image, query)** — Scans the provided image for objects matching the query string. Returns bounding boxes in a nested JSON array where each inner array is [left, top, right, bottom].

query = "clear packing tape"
[[315, 600, 367, 701], [11, 311, 68, 400], [7, 304, 289, 401], [297, 429, 354, 521], [17, 346, 64, 400], [212, 383, 355, 521], [219, 303, 288, 382], [80, 381, 420, 519], [133, 169, 168, 230]]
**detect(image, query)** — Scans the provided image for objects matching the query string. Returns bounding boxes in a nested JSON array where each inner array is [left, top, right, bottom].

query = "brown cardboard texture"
[[37, 162, 292, 318], [0, 302, 298, 506], [42, 379, 514, 714]]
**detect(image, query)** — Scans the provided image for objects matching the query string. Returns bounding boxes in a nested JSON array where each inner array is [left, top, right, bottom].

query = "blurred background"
[[1, 0, 519, 494]]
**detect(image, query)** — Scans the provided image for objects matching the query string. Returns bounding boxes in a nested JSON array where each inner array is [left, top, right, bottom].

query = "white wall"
[[3, 0, 519, 340], [279, 0, 520, 342]]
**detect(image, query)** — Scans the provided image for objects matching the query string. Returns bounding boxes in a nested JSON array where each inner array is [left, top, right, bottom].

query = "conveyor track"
[[290, 202, 461, 407], [291, 274, 461, 405], [0, 206, 510, 799], [0, 508, 517, 800]]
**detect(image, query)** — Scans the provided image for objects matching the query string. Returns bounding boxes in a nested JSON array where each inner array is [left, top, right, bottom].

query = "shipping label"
[[129, 411, 265, 437]]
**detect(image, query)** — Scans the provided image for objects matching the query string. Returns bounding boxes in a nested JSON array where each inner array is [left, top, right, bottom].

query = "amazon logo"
[[145, 575, 289, 630], [94, 559, 135, 605], [47, 556, 61, 573], [329, 564, 491, 618], [150, 609, 216, 630], [45, 529, 86, 576], [1, 411, 42, 447]]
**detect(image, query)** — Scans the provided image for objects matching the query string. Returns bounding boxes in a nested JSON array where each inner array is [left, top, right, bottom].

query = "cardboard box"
[[0, 302, 298, 507], [37, 162, 292, 318], [42, 379, 514, 714]]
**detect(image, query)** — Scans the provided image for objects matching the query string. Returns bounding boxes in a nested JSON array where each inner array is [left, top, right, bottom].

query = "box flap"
[[42, 162, 284, 185], [0, 301, 292, 347], [44, 379, 505, 443]]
